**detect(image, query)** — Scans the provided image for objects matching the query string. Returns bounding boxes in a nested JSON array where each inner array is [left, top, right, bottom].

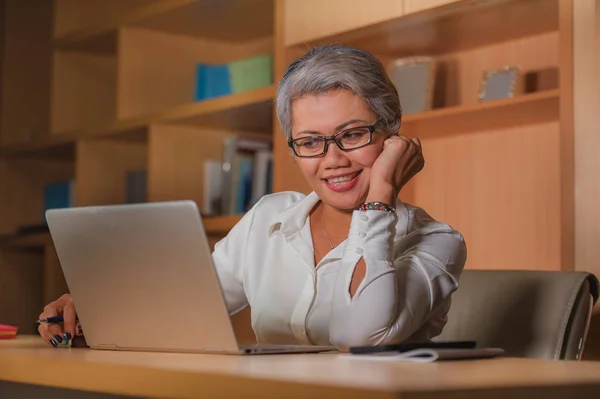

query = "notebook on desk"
[[344, 347, 506, 363], [45, 200, 335, 355]]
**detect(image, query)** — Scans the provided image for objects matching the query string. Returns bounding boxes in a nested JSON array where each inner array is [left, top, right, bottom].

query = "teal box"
[[195, 63, 232, 101], [229, 54, 273, 93]]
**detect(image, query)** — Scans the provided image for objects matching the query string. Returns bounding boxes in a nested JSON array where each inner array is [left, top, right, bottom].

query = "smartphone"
[[349, 340, 477, 354]]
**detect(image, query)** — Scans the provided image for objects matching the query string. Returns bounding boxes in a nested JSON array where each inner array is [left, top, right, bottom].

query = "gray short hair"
[[276, 45, 402, 142]]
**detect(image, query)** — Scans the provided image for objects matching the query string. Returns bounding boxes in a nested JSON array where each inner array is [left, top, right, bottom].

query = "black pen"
[[36, 316, 78, 324]]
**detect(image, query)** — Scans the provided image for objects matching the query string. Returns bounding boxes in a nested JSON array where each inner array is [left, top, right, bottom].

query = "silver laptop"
[[45, 200, 335, 355]]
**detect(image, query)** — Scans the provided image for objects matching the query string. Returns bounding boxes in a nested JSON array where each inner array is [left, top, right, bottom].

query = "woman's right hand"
[[37, 293, 82, 347]]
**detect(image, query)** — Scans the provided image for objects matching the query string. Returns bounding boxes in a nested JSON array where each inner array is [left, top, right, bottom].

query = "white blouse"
[[211, 191, 467, 350]]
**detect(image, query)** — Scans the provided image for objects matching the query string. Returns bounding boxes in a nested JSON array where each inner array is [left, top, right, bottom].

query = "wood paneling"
[[272, 0, 290, 195], [43, 245, 68, 306], [54, 0, 274, 53], [133, 0, 274, 42], [408, 122, 561, 271], [0, 0, 5, 134], [273, 146, 312, 195], [51, 52, 117, 134], [0, 0, 52, 146], [0, 251, 44, 334], [53, 0, 159, 39], [404, 0, 461, 14], [558, 0, 575, 272], [283, 0, 404, 46], [147, 125, 227, 207], [75, 139, 147, 206], [574, 1, 600, 276], [572, 0, 599, 350], [0, 157, 74, 235]]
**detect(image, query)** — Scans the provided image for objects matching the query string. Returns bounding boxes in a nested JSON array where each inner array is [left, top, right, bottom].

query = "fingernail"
[[50, 339, 58, 348], [64, 331, 72, 342], [77, 325, 83, 335], [54, 335, 63, 343]]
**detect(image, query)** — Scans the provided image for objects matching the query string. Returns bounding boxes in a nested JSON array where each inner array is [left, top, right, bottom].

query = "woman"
[[38, 45, 467, 351]]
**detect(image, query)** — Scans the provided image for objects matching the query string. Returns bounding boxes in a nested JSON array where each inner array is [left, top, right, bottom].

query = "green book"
[[229, 53, 273, 93]]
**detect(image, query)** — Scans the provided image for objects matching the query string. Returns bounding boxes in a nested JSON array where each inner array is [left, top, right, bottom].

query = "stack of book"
[[204, 135, 273, 216], [195, 54, 273, 101]]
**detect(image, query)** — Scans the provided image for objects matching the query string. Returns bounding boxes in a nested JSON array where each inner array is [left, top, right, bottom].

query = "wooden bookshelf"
[[1, 0, 597, 340], [273, 0, 572, 273], [0, 0, 277, 333], [402, 89, 560, 138], [0, 85, 275, 156]]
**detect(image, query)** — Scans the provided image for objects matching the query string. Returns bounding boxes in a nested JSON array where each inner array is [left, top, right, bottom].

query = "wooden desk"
[[2, 336, 600, 398]]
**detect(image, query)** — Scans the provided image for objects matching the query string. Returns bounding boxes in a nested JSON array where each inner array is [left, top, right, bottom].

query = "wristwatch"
[[358, 201, 395, 213]]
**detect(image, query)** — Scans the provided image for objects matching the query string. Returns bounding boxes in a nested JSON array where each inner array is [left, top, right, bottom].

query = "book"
[[342, 347, 505, 363], [195, 63, 232, 101], [0, 324, 18, 339], [229, 53, 273, 93], [220, 136, 271, 215], [203, 160, 224, 215], [250, 150, 273, 206], [43, 180, 75, 223], [125, 169, 147, 204]]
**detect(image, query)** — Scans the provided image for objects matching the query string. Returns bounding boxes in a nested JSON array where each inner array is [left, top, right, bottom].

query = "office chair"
[[435, 269, 599, 360]]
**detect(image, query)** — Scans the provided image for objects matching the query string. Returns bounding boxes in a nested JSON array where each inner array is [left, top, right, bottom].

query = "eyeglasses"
[[288, 120, 383, 158]]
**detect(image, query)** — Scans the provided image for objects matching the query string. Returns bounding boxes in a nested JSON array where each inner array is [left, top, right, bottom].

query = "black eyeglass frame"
[[287, 120, 385, 158]]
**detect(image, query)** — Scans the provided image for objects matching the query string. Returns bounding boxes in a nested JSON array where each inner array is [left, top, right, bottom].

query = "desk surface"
[[2, 336, 600, 399]]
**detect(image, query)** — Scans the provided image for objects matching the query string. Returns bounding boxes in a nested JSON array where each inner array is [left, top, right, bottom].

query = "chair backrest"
[[435, 270, 599, 360]]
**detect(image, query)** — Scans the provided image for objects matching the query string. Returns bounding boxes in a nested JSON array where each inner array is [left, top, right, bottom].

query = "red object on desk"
[[0, 324, 18, 339]]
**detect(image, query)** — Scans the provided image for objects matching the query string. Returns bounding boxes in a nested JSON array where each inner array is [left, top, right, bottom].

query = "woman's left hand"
[[366, 134, 424, 205]]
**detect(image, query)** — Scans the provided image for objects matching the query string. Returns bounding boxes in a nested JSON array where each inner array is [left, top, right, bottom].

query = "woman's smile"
[[323, 170, 362, 192]]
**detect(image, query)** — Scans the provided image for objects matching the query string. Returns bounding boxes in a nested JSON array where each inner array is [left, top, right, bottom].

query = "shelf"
[[402, 89, 560, 138], [116, 26, 273, 120], [0, 231, 52, 250], [2, 87, 554, 154], [0, 137, 76, 159], [203, 214, 243, 234], [54, 0, 274, 53], [289, 0, 558, 56], [0, 215, 243, 250], [0, 85, 275, 156], [149, 85, 275, 132], [0, 214, 243, 249], [91, 85, 275, 139]]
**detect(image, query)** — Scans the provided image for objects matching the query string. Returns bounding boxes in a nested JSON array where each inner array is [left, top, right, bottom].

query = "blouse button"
[[358, 232, 366, 238], [356, 248, 363, 255], [361, 215, 369, 222]]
